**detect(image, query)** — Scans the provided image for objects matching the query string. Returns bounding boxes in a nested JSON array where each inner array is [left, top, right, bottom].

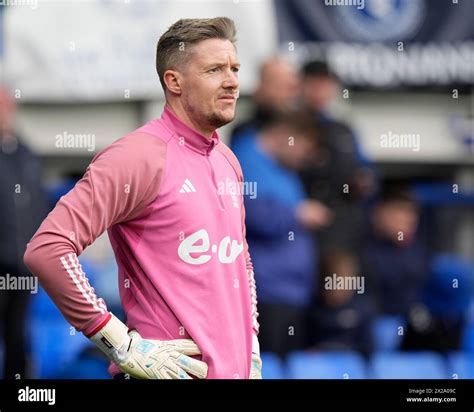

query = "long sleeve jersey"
[[24, 106, 259, 379]]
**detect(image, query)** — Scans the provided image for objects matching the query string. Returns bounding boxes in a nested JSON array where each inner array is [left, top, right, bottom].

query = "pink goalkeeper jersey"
[[24, 106, 259, 379]]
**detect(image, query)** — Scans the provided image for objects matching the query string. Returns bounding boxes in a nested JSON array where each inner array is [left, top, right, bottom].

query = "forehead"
[[190, 38, 239, 65]]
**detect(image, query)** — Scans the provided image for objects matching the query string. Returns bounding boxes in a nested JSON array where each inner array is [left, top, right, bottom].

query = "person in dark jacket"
[[0, 87, 48, 378], [299, 60, 375, 260], [233, 111, 331, 358], [401, 254, 473, 352], [360, 185, 430, 317], [308, 251, 376, 356]]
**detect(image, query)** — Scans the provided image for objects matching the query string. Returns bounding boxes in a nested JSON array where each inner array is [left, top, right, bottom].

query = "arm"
[[23, 133, 165, 335], [24, 133, 211, 379], [244, 196, 299, 238], [24, 134, 208, 379]]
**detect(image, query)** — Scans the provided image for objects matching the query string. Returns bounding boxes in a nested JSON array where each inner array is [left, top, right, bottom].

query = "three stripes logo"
[[60, 253, 107, 314], [179, 178, 196, 193]]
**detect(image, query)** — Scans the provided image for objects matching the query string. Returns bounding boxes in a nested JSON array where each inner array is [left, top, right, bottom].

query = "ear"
[[163, 69, 182, 95]]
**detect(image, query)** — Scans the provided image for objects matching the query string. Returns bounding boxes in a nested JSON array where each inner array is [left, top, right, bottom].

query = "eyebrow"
[[204, 62, 241, 70]]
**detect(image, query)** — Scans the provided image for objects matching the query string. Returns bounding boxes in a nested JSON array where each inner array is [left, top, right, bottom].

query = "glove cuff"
[[89, 313, 131, 363], [252, 333, 260, 356]]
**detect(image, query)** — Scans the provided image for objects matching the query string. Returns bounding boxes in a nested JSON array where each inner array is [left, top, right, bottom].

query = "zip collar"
[[161, 106, 220, 155]]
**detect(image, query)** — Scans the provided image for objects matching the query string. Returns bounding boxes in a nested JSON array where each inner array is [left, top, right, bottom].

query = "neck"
[[166, 101, 214, 140]]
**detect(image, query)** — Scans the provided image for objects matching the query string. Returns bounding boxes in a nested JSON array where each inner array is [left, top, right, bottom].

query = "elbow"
[[23, 243, 35, 272], [23, 240, 40, 274]]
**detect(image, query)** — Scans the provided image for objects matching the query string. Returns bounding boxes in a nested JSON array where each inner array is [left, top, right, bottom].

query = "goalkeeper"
[[24, 17, 261, 379]]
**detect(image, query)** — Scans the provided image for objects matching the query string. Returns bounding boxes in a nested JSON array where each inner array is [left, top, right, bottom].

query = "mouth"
[[218, 94, 236, 102]]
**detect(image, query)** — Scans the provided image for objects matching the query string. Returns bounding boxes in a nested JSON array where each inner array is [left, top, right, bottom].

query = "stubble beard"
[[207, 108, 235, 129], [185, 100, 235, 132]]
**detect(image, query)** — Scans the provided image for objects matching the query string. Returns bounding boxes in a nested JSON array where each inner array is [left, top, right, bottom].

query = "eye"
[[208, 67, 221, 73], [232, 67, 240, 73]]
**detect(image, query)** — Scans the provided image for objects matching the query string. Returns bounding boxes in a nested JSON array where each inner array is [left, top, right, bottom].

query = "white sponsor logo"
[[178, 229, 243, 265]]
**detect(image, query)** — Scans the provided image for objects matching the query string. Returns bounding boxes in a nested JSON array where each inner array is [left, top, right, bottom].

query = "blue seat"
[[29, 318, 90, 378], [261, 352, 285, 379], [57, 349, 111, 379], [370, 352, 448, 379], [27, 258, 101, 378], [287, 351, 367, 379], [447, 352, 474, 379], [462, 322, 474, 350], [373, 316, 405, 351]]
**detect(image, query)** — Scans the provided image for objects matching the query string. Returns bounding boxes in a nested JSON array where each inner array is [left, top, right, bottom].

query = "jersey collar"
[[161, 106, 220, 155]]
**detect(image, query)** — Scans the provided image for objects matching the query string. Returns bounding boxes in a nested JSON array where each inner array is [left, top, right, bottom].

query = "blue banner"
[[275, 0, 474, 88]]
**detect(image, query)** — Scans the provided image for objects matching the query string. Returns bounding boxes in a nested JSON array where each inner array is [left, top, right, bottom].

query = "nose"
[[222, 68, 239, 91]]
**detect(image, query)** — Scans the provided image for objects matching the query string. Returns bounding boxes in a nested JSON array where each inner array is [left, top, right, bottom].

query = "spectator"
[[300, 60, 375, 260], [0, 86, 48, 378], [360, 185, 430, 317], [300, 60, 371, 170], [308, 251, 375, 356], [230, 57, 300, 147], [401, 254, 473, 352], [233, 111, 331, 358]]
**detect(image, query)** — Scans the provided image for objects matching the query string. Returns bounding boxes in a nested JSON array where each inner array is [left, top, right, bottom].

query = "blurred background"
[[0, 0, 473, 379]]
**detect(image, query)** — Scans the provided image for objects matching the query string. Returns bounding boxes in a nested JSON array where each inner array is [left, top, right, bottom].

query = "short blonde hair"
[[156, 17, 237, 90]]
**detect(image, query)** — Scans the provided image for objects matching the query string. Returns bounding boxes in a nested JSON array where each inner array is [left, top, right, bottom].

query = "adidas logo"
[[179, 178, 196, 193]]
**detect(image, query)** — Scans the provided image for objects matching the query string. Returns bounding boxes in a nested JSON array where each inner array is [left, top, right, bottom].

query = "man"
[[233, 112, 331, 357], [307, 251, 375, 357], [24, 17, 261, 379], [300, 60, 373, 183], [360, 184, 429, 317], [0, 86, 48, 378], [300, 60, 375, 290], [230, 57, 299, 147]]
